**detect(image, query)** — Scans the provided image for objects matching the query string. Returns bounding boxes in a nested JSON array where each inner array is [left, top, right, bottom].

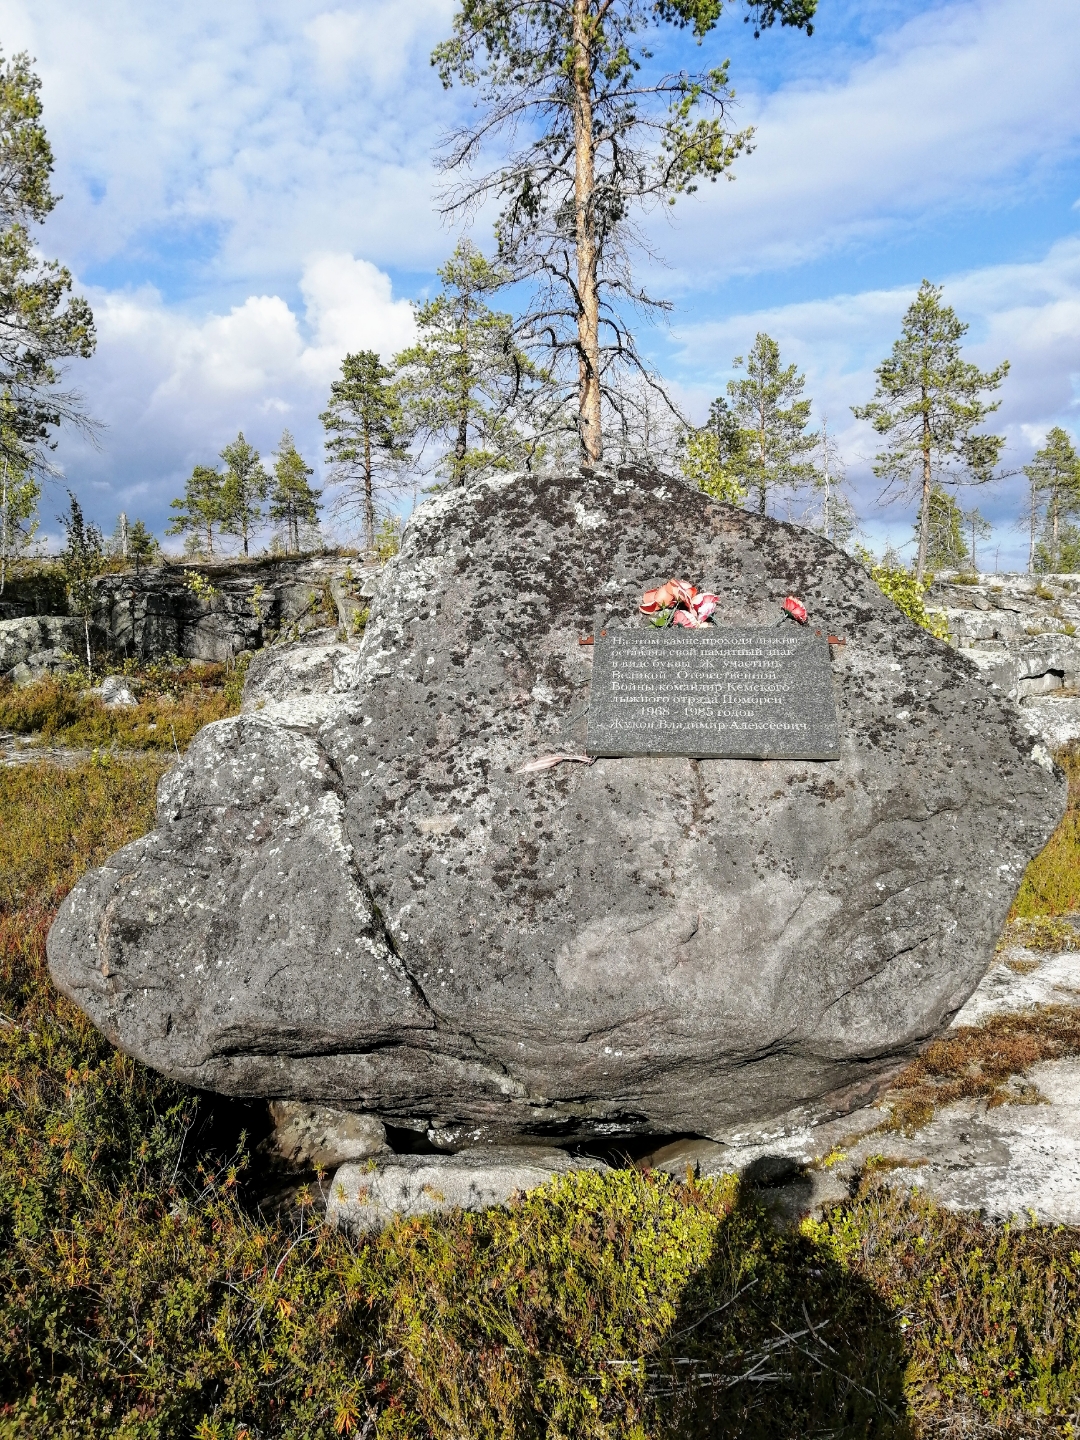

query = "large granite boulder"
[[48, 469, 1066, 1145]]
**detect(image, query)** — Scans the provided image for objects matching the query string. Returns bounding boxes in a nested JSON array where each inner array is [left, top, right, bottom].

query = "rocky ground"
[[930, 570, 1080, 748]]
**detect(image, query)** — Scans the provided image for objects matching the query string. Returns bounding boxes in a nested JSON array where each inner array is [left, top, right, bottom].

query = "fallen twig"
[[515, 753, 596, 774]]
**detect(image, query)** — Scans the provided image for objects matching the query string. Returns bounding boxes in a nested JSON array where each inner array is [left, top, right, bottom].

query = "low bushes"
[[0, 660, 243, 754]]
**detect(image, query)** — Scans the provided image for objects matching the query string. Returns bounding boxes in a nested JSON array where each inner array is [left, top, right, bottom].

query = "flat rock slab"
[[643, 949, 1080, 1226], [327, 1147, 607, 1232], [48, 469, 1065, 1143]]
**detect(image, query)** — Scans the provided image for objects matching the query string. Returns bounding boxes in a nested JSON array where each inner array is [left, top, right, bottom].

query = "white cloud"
[[1, 0, 459, 281], [299, 253, 416, 380], [670, 237, 1080, 565], [52, 253, 416, 525], [656, 0, 1080, 277]]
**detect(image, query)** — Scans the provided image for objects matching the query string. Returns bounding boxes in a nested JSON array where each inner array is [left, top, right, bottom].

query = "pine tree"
[[1025, 428, 1080, 574], [58, 492, 104, 675], [919, 486, 968, 572], [434, 1, 816, 463], [853, 280, 1009, 584], [679, 398, 747, 504], [961, 504, 992, 574], [0, 416, 38, 594], [395, 241, 539, 487], [811, 415, 855, 547], [167, 465, 224, 557], [726, 333, 817, 516], [219, 432, 269, 557], [0, 52, 96, 473], [321, 351, 409, 553], [269, 430, 321, 554], [127, 519, 159, 575]]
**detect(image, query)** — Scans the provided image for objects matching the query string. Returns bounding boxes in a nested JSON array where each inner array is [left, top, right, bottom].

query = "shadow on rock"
[[647, 1177, 914, 1439]]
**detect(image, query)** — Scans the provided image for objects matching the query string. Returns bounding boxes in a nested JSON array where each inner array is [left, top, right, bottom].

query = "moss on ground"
[[3, 746, 1080, 1435]]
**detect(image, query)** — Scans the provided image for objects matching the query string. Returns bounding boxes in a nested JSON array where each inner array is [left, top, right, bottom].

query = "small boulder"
[[263, 1101, 387, 1172], [327, 1147, 608, 1232], [98, 675, 139, 708]]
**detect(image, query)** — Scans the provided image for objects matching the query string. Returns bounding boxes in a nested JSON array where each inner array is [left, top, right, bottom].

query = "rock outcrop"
[[930, 572, 1080, 748], [48, 470, 1066, 1145], [90, 556, 376, 662], [1, 615, 84, 682], [644, 926, 1080, 1227], [327, 1148, 608, 1233]]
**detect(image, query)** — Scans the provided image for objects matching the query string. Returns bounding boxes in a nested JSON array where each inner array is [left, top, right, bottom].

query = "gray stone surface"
[[1, 615, 83, 678], [929, 572, 1080, 748], [88, 557, 371, 662], [327, 1147, 608, 1232], [263, 1101, 388, 1172], [587, 626, 840, 759], [97, 674, 139, 708], [48, 469, 1065, 1144], [648, 943, 1080, 1226]]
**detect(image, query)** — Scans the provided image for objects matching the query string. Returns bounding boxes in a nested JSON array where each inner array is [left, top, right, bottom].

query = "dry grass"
[[883, 1008, 1080, 1133], [0, 755, 169, 915], [998, 916, 1079, 954], [1009, 744, 1080, 920], [0, 661, 242, 754]]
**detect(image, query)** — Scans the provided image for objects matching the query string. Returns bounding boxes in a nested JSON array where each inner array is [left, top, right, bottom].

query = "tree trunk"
[[0, 459, 7, 596], [84, 615, 92, 679], [1029, 478, 1037, 573], [916, 402, 932, 584], [455, 298, 470, 485], [572, 0, 602, 465], [363, 423, 375, 554], [757, 397, 767, 514], [1053, 497, 1060, 571]]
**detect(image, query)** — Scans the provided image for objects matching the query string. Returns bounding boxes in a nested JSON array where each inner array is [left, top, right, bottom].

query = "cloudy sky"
[[7, 0, 1080, 563]]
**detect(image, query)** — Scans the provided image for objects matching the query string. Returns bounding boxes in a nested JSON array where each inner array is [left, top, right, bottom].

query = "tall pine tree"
[[726, 333, 817, 516], [1025, 428, 1080, 574], [433, 1, 816, 463], [219, 432, 269, 557], [321, 351, 408, 553], [167, 465, 224, 557], [395, 241, 541, 487], [269, 430, 321, 554], [853, 281, 1008, 584]]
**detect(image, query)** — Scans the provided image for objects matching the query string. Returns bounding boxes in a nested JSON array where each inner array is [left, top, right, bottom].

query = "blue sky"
[[6, 0, 1080, 565]]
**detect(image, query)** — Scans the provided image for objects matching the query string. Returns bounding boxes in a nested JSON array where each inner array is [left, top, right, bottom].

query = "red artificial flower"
[[782, 595, 808, 624]]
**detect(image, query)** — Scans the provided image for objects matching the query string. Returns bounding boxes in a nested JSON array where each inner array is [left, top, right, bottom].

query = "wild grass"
[[0, 659, 243, 754], [1010, 743, 1080, 919], [882, 1008, 1080, 1133]]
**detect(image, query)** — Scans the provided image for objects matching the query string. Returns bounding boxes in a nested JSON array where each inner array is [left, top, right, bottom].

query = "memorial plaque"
[[586, 627, 840, 760]]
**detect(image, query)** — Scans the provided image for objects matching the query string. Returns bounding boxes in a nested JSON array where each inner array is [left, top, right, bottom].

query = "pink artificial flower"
[[782, 595, 808, 624], [640, 579, 718, 626]]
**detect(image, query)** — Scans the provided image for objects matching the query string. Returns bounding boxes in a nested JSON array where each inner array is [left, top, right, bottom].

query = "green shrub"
[[856, 547, 951, 641]]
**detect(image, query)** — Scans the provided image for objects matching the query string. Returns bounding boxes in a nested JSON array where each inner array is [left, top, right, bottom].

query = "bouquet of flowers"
[[639, 578, 720, 628]]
